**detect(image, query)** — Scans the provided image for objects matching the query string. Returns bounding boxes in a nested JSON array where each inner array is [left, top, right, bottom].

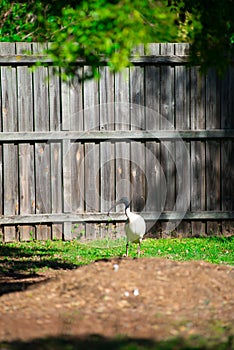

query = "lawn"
[[0, 236, 233, 275]]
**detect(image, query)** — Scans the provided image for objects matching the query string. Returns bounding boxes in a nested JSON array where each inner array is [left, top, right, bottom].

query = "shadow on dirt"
[[1, 334, 233, 350], [0, 244, 77, 296]]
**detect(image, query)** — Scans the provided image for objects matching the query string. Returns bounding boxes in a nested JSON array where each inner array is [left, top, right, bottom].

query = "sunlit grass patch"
[[0, 236, 233, 275]]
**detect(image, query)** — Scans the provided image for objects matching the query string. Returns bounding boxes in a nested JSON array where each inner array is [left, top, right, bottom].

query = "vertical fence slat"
[[115, 69, 130, 237], [69, 74, 84, 211], [206, 69, 221, 235], [206, 140, 221, 235], [84, 69, 100, 239], [1, 43, 18, 241], [191, 142, 206, 235], [221, 140, 234, 235], [51, 142, 63, 239], [145, 44, 161, 234], [33, 43, 51, 240], [61, 76, 72, 239], [190, 65, 206, 236], [62, 139, 72, 239], [61, 71, 85, 239], [160, 43, 175, 234], [221, 66, 234, 235], [130, 54, 145, 212], [16, 43, 35, 240], [19, 144, 35, 240], [48, 66, 63, 239], [175, 44, 191, 236], [0, 144, 2, 240], [3, 145, 18, 241], [99, 67, 115, 238], [17, 43, 33, 132]]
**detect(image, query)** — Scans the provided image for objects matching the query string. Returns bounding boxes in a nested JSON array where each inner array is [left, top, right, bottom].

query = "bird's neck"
[[125, 207, 131, 218]]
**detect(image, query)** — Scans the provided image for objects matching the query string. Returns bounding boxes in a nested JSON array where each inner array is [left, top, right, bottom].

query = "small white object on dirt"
[[124, 291, 130, 297], [113, 264, 119, 272], [133, 288, 139, 296]]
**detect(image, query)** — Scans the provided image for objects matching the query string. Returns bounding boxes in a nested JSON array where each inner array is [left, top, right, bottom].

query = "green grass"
[[0, 236, 233, 275]]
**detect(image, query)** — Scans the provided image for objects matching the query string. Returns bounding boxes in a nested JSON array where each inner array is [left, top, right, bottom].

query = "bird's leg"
[[137, 242, 141, 258], [126, 242, 129, 257]]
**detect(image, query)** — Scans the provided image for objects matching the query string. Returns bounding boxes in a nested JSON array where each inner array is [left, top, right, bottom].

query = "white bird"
[[108, 197, 146, 257]]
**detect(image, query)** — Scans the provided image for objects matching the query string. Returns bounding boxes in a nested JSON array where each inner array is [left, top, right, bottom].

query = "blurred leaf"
[[0, 0, 233, 78]]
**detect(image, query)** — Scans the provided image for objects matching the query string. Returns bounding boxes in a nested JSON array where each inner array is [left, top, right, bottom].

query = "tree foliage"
[[0, 0, 233, 78]]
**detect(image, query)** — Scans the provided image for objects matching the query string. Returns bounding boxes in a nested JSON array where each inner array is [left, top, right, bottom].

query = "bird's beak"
[[107, 200, 122, 215]]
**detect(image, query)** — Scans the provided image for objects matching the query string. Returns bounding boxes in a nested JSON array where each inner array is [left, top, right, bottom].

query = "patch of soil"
[[0, 258, 234, 345]]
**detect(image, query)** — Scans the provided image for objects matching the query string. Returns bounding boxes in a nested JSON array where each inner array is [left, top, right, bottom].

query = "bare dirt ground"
[[0, 258, 234, 349]]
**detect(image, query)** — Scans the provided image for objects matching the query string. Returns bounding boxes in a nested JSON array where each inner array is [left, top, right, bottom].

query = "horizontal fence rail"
[[0, 42, 233, 242], [1, 130, 234, 142], [1, 212, 234, 225], [0, 54, 190, 65]]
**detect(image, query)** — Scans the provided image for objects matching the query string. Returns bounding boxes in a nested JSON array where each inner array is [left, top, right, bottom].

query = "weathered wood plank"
[[0, 43, 17, 129], [69, 72, 84, 237], [1, 211, 234, 224], [83, 67, 100, 240], [35, 143, 51, 213], [130, 54, 145, 212], [145, 44, 161, 233], [221, 66, 234, 234], [16, 43, 35, 240], [3, 144, 19, 241], [0, 68, 2, 230], [160, 43, 176, 233], [48, 64, 63, 238], [69, 142, 86, 240], [206, 69, 220, 130], [0, 54, 190, 65], [19, 144, 35, 240], [33, 43, 49, 131], [206, 140, 221, 235], [175, 44, 191, 235], [206, 69, 221, 235], [33, 43, 51, 240], [221, 67, 234, 129], [61, 70, 84, 239], [48, 67, 61, 132], [0, 145, 2, 218], [190, 64, 206, 235], [1, 44, 17, 130], [1, 43, 18, 241], [62, 139, 72, 239], [175, 43, 190, 130], [34, 154, 51, 241], [99, 66, 115, 225], [50, 142, 63, 239], [115, 68, 131, 236], [16, 43, 34, 132], [191, 141, 206, 236], [1, 129, 234, 142], [190, 67, 206, 131]]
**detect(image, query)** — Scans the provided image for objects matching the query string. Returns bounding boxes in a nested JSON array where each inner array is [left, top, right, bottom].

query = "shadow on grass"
[[0, 244, 77, 296], [1, 334, 234, 350]]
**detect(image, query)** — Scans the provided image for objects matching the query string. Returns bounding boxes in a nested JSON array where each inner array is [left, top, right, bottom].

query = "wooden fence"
[[0, 42, 234, 242]]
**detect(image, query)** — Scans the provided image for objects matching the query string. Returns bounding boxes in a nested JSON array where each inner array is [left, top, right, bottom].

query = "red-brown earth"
[[0, 258, 234, 349]]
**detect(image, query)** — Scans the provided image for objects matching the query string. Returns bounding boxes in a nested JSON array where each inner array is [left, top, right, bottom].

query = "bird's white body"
[[108, 197, 146, 257], [125, 207, 146, 244]]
